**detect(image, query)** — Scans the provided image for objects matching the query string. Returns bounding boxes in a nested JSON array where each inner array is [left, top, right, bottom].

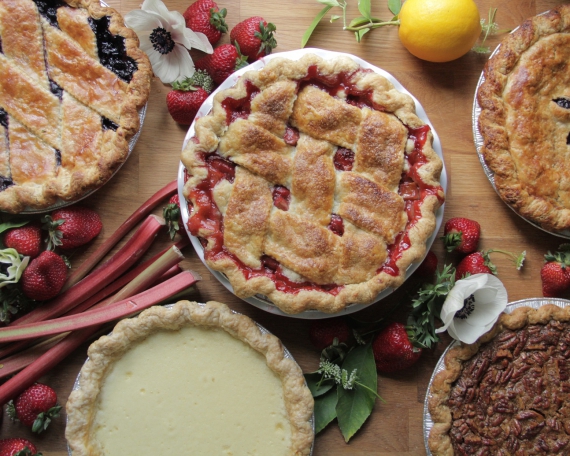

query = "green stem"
[[345, 19, 399, 31]]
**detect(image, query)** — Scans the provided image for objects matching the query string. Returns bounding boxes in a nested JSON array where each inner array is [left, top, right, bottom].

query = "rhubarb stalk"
[[0, 271, 199, 343], [10, 215, 164, 327], [62, 180, 178, 291]]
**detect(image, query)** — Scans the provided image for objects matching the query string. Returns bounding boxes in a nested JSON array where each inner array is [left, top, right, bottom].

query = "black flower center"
[[149, 27, 175, 55], [455, 294, 476, 320]]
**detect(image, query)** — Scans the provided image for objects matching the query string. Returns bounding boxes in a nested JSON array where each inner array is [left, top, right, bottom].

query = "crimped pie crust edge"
[[427, 304, 570, 456], [65, 300, 314, 456]]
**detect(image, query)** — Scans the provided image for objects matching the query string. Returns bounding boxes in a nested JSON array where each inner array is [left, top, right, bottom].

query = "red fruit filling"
[[186, 69, 444, 294]]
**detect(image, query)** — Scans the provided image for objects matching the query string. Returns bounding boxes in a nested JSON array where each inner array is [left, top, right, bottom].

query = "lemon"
[[398, 0, 482, 62]]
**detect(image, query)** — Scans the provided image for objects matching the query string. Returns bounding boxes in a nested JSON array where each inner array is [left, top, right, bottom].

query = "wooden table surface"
[[1, 0, 569, 454]]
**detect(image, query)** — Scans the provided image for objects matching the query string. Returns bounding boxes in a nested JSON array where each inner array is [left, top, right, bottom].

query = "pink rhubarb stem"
[[10, 215, 164, 328], [62, 180, 178, 291], [0, 271, 199, 344]]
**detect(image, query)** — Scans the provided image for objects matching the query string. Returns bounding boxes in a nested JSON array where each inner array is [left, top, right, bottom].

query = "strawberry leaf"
[[302, 5, 332, 48], [388, 0, 401, 15], [314, 388, 338, 433], [336, 343, 377, 442]]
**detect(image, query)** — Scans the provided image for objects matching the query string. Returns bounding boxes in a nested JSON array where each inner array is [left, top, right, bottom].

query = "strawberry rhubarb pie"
[[428, 304, 570, 455], [181, 53, 445, 314], [477, 5, 570, 232], [65, 301, 314, 455], [0, 0, 151, 213]]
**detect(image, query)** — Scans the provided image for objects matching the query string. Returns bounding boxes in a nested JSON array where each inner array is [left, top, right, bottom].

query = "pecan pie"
[[428, 304, 570, 455], [477, 5, 570, 231], [181, 53, 444, 314], [66, 301, 314, 455], [0, 0, 151, 213]]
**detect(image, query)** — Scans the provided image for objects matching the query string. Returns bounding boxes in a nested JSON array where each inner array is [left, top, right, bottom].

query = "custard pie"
[[0, 0, 151, 213], [429, 304, 570, 455], [181, 53, 444, 314], [477, 5, 570, 231], [65, 301, 314, 455]]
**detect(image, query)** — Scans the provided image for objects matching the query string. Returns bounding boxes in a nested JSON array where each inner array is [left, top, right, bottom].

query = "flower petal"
[[153, 44, 194, 84], [172, 45, 196, 82], [124, 10, 163, 33], [171, 23, 213, 53]]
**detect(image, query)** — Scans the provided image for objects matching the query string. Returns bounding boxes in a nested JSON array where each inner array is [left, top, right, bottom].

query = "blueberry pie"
[[428, 304, 570, 455], [0, 0, 151, 213], [181, 54, 444, 314], [477, 5, 570, 231]]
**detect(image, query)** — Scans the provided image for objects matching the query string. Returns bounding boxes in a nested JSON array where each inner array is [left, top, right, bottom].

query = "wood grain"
[[1, 0, 569, 454]]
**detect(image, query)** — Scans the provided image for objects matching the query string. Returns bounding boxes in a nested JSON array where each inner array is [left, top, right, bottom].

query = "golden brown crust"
[[0, 0, 151, 213], [428, 304, 570, 455], [182, 54, 444, 314], [477, 5, 570, 231], [66, 301, 314, 456]]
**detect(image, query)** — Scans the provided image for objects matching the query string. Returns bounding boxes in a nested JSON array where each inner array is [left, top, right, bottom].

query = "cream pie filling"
[[66, 301, 314, 456], [92, 326, 291, 454]]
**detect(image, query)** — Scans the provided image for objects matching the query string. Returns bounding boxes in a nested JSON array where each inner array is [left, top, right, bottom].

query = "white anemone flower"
[[436, 273, 507, 344], [124, 0, 213, 84]]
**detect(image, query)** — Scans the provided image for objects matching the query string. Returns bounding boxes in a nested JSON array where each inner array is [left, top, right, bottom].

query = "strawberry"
[[372, 322, 422, 373], [20, 251, 68, 301], [183, 0, 228, 46], [163, 194, 183, 239], [4, 223, 42, 258], [0, 438, 41, 456], [167, 71, 213, 125], [195, 44, 248, 85], [309, 318, 351, 351], [42, 206, 102, 250], [541, 246, 570, 297], [415, 250, 438, 277], [230, 17, 277, 62], [442, 217, 481, 254], [7, 383, 61, 434], [455, 251, 494, 280]]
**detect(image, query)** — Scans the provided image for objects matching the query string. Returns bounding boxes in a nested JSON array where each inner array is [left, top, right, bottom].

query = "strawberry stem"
[[486, 248, 526, 270], [61, 180, 177, 291]]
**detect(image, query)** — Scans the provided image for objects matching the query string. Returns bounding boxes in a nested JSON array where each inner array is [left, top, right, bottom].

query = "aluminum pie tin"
[[472, 26, 570, 239], [422, 297, 570, 455], [68, 302, 315, 455], [178, 47, 448, 319]]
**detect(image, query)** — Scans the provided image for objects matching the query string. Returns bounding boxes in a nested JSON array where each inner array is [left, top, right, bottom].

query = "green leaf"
[[314, 388, 338, 433], [355, 28, 370, 43], [330, 14, 341, 22], [318, 0, 340, 6], [336, 343, 378, 442], [349, 16, 371, 28], [358, 0, 372, 20], [302, 5, 333, 48], [0, 220, 29, 237], [304, 372, 335, 398], [388, 0, 401, 15]]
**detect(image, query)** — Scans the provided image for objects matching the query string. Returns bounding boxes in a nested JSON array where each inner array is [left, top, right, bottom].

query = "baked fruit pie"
[[181, 54, 444, 314], [477, 5, 570, 232], [428, 304, 570, 455], [0, 0, 151, 213], [65, 300, 314, 455]]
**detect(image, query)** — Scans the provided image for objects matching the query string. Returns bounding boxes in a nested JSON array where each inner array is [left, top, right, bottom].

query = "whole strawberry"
[[455, 251, 494, 280], [4, 223, 42, 258], [8, 383, 61, 434], [415, 250, 438, 278], [442, 217, 480, 254], [230, 17, 277, 62], [163, 194, 183, 239], [195, 44, 248, 85], [167, 71, 214, 125], [372, 322, 422, 373], [309, 318, 351, 351], [20, 251, 68, 301], [541, 246, 570, 297], [42, 206, 102, 250], [0, 438, 41, 456], [183, 0, 228, 45]]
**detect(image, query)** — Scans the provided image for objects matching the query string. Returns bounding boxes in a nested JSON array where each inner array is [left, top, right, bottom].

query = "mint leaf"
[[302, 5, 333, 48], [314, 388, 338, 433], [357, 0, 372, 20], [388, 0, 401, 15], [304, 372, 335, 398], [336, 343, 377, 442]]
